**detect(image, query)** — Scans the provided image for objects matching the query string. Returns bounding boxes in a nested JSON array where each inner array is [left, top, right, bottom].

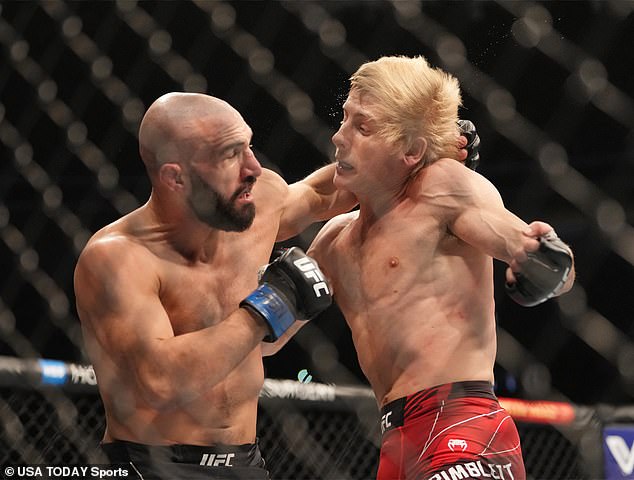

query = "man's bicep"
[[92, 283, 172, 359], [277, 164, 356, 241], [451, 194, 528, 263], [277, 182, 316, 241], [435, 168, 524, 260], [255, 169, 309, 241], [75, 246, 172, 362]]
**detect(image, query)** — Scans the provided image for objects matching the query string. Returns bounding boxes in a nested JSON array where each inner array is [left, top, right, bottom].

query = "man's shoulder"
[[330, 209, 358, 226], [412, 158, 502, 211], [413, 158, 484, 192], [253, 168, 289, 208], [425, 157, 472, 180], [318, 210, 358, 238], [257, 168, 288, 191], [83, 228, 139, 253], [309, 210, 357, 260], [77, 221, 151, 276]]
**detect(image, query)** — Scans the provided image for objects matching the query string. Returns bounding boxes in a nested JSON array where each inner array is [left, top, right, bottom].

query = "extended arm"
[[275, 120, 480, 241], [276, 163, 357, 241], [433, 160, 575, 305]]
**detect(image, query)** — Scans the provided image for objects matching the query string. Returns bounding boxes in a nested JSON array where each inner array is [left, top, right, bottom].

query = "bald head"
[[138, 92, 241, 175]]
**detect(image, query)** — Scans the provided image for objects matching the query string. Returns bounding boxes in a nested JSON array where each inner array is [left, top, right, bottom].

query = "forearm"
[[261, 320, 308, 356], [278, 163, 357, 241], [135, 308, 267, 409], [303, 163, 337, 194], [305, 163, 357, 217], [453, 207, 530, 265]]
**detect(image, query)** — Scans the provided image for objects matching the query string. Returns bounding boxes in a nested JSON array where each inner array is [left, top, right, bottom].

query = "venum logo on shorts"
[[425, 461, 515, 480], [447, 438, 468, 452], [200, 453, 235, 467]]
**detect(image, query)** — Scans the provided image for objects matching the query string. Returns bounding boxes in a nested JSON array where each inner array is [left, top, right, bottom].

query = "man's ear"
[[159, 163, 184, 190], [403, 137, 427, 168]]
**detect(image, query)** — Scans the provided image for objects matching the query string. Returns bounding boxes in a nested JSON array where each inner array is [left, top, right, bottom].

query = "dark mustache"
[[231, 176, 257, 200]]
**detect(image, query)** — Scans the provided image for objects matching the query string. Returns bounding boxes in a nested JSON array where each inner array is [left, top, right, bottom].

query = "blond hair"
[[349, 56, 462, 168]]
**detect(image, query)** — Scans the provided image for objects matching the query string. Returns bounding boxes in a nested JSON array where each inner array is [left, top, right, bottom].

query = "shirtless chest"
[[157, 228, 276, 335], [322, 205, 444, 310], [312, 203, 496, 403]]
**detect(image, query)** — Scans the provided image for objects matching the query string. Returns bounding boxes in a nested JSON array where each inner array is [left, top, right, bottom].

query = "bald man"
[[75, 92, 476, 479], [74, 92, 361, 479]]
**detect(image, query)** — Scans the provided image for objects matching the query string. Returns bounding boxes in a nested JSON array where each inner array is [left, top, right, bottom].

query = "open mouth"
[[336, 160, 354, 171], [236, 176, 257, 201], [235, 185, 254, 202], [237, 189, 252, 201]]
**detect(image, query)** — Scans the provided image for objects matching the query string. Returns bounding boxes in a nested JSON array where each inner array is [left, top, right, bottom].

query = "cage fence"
[[1, 1, 634, 480], [0, 356, 619, 480]]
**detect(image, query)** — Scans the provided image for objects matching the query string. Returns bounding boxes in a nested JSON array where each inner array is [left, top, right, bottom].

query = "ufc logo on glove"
[[240, 247, 333, 342], [293, 257, 330, 297]]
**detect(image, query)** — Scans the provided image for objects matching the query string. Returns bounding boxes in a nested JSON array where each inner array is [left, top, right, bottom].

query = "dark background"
[[1, 1, 633, 406]]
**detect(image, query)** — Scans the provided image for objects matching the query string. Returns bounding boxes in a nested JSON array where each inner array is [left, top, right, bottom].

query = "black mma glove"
[[241, 247, 332, 342], [505, 231, 573, 307], [458, 119, 480, 171]]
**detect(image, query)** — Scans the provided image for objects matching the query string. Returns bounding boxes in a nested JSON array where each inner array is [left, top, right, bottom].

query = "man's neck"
[[143, 198, 224, 263], [354, 167, 415, 222]]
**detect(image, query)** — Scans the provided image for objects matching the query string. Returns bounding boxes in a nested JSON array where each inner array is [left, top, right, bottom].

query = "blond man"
[[308, 56, 574, 480]]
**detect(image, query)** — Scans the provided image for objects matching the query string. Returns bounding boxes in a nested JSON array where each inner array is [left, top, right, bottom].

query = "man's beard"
[[187, 171, 256, 232]]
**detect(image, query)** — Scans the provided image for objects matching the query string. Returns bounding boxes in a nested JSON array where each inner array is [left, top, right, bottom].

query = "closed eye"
[[357, 122, 373, 135], [224, 143, 251, 159]]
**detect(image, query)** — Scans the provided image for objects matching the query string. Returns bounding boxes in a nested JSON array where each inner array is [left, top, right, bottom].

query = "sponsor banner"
[[498, 397, 576, 425], [604, 425, 634, 479], [260, 379, 336, 402]]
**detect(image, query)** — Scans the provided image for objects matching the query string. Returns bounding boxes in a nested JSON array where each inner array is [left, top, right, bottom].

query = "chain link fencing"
[[0, 357, 609, 479]]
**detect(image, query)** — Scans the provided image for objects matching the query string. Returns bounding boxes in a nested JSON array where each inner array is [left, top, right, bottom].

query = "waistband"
[[379, 381, 496, 435], [101, 439, 264, 468]]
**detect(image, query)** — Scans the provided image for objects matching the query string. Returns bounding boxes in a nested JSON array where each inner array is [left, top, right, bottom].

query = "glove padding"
[[458, 119, 480, 171], [505, 231, 573, 307], [241, 247, 332, 342]]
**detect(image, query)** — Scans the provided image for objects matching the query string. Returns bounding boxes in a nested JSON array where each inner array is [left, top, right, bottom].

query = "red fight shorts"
[[376, 381, 525, 480]]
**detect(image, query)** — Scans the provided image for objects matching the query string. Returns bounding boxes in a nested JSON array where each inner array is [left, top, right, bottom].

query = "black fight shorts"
[[101, 439, 269, 480]]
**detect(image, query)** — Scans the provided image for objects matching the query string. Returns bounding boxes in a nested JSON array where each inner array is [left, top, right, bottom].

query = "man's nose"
[[243, 147, 262, 178], [332, 124, 345, 149]]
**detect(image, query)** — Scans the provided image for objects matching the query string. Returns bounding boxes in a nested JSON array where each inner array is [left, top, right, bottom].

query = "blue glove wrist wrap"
[[240, 283, 295, 342]]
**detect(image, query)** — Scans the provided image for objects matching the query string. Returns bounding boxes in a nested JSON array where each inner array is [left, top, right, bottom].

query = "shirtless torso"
[[305, 55, 570, 480], [309, 158, 527, 407], [75, 170, 287, 446]]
